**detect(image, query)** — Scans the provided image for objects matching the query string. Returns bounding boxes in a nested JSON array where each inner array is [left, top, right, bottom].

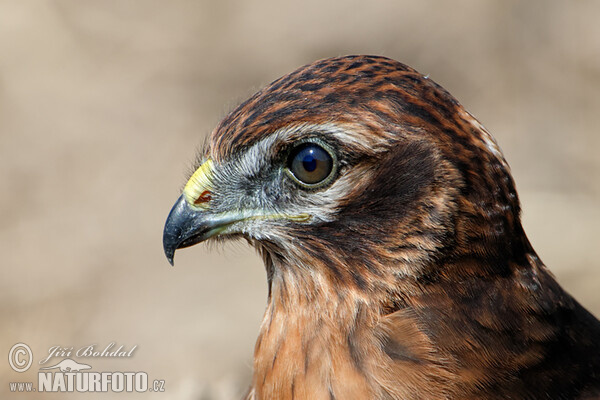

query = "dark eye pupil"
[[302, 153, 318, 172], [288, 143, 334, 186]]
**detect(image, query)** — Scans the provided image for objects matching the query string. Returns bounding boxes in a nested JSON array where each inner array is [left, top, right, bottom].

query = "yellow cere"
[[183, 159, 214, 208]]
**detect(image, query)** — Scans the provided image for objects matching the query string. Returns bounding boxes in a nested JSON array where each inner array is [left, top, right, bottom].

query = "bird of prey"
[[163, 55, 600, 399]]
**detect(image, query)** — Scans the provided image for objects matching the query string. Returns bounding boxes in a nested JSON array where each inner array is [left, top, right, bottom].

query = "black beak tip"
[[163, 230, 178, 267], [165, 248, 175, 266], [163, 194, 188, 267], [163, 193, 214, 266]]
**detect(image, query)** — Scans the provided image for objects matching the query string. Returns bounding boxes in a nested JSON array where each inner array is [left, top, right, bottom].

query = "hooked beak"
[[162, 195, 311, 266], [163, 158, 311, 265], [163, 194, 205, 266], [162, 194, 245, 266], [164, 159, 224, 265]]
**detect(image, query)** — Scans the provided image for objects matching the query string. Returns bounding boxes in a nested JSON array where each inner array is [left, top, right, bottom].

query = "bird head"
[[163, 55, 525, 293]]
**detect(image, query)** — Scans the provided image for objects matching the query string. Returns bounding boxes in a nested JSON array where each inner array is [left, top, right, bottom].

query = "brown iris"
[[288, 143, 333, 186]]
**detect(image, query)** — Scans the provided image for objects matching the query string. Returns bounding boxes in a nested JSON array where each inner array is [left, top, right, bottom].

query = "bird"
[[163, 55, 600, 399]]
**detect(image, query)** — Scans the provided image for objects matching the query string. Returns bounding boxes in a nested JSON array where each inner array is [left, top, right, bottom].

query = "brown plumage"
[[163, 55, 600, 399]]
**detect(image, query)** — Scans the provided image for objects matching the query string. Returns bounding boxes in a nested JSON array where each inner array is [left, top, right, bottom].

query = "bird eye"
[[287, 143, 335, 187]]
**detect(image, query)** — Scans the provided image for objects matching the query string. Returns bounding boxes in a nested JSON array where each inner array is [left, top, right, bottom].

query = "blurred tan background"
[[1, 1, 599, 399]]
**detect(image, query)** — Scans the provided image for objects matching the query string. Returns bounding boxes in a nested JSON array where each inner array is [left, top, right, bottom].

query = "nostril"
[[194, 190, 212, 205]]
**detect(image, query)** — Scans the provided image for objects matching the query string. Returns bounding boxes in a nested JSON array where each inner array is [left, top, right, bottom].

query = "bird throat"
[[251, 266, 378, 399]]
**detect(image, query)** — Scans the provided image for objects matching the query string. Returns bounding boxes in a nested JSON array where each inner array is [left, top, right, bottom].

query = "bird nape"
[[162, 55, 600, 400]]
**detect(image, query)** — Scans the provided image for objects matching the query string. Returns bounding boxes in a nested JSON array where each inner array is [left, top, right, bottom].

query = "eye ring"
[[285, 140, 337, 189]]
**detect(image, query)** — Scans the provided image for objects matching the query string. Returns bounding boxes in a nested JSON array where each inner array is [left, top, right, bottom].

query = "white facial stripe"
[[236, 133, 280, 177], [226, 122, 389, 184], [246, 122, 388, 158], [220, 122, 378, 226], [292, 170, 365, 222]]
